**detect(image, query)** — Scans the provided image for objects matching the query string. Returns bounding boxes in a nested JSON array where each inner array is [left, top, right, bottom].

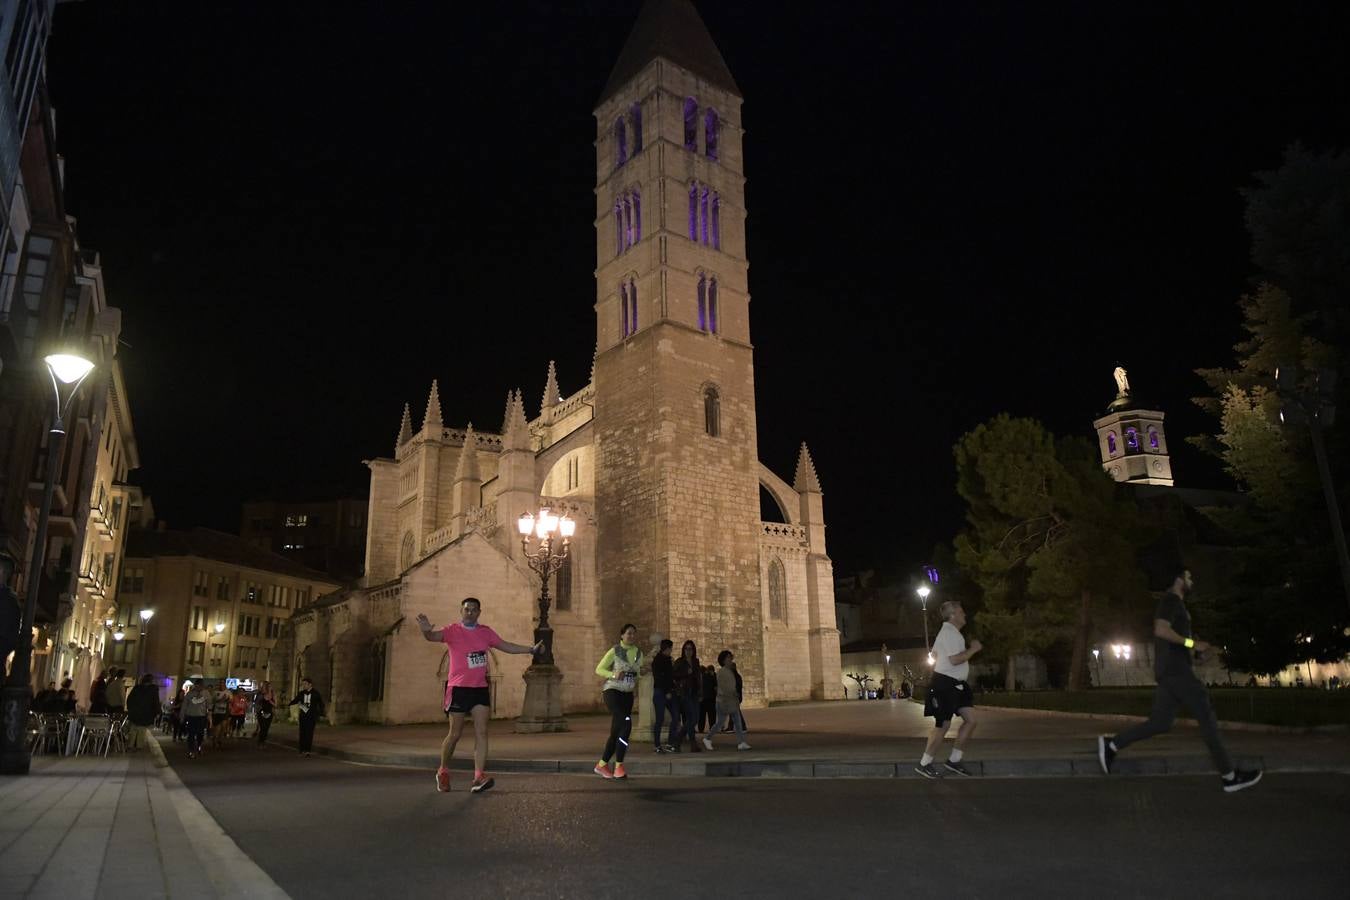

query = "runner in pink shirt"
[[416, 597, 540, 793]]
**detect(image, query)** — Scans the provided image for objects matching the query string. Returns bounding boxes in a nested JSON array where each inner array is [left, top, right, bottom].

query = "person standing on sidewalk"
[[1097, 568, 1262, 792], [650, 639, 679, 752], [126, 674, 159, 750], [671, 640, 703, 753], [702, 650, 750, 751], [915, 600, 981, 778], [416, 598, 541, 794], [183, 682, 210, 758], [699, 665, 717, 733], [594, 624, 643, 779], [287, 678, 325, 757], [254, 681, 277, 745], [105, 668, 126, 716]]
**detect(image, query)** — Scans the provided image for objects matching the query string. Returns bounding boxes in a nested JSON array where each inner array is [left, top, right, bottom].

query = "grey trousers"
[[1112, 672, 1233, 774]]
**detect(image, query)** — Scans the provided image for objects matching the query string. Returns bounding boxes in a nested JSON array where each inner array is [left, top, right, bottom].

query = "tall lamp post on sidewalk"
[[1, 352, 96, 775], [514, 506, 574, 732], [136, 609, 155, 678], [916, 585, 932, 663]]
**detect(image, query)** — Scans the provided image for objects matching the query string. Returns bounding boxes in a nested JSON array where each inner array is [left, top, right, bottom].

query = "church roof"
[[598, 0, 740, 106]]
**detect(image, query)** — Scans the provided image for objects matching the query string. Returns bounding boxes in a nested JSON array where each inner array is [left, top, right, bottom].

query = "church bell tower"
[[1092, 366, 1174, 486]]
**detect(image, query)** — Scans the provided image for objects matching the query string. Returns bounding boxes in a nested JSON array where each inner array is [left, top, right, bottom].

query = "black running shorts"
[[924, 673, 975, 728], [445, 686, 491, 715]]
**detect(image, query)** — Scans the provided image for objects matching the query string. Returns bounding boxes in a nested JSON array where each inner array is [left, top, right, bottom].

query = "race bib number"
[[619, 670, 635, 684], [467, 651, 488, 669]]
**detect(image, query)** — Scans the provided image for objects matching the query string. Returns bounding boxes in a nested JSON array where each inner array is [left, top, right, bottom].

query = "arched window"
[[629, 278, 638, 334], [614, 117, 627, 167], [554, 554, 573, 612], [689, 182, 698, 240], [615, 202, 624, 257], [400, 532, 415, 570], [620, 281, 630, 337], [703, 386, 721, 437], [632, 188, 641, 244], [1148, 428, 1160, 450], [701, 187, 710, 245], [1125, 427, 1140, 453], [683, 97, 698, 150], [630, 103, 643, 154], [768, 557, 786, 622], [711, 193, 720, 249], [623, 195, 632, 250], [1106, 432, 1117, 455], [704, 108, 719, 160], [708, 278, 718, 334], [697, 274, 707, 332]]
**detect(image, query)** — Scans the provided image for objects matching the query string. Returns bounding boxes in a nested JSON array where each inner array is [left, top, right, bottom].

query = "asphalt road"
[[166, 737, 1349, 899]]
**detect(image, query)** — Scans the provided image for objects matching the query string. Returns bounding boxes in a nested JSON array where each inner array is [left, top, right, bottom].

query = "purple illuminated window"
[[1125, 427, 1139, 452], [631, 103, 642, 154], [689, 183, 698, 240], [701, 188, 709, 245], [1148, 428, 1159, 450], [623, 195, 633, 249], [684, 97, 698, 150], [697, 274, 707, 331], [632, 188, 641, 244], [1107, 432, 1117, 454], [704, 108, 719, 160], [615, 203, 624, 256], [615, 117, 627, 167], [711, 193, 720, 250], [620, 282, 630, 337], [708, 278, 718, 333], [629, 279, 638, 332]]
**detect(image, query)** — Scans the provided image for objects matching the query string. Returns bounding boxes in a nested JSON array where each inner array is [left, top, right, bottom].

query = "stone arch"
[[532, 419, 594, 497], [757, 464, 799, 525]]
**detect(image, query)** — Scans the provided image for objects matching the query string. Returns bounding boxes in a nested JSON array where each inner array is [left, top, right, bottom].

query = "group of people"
[[31, 670, 161, 750], [167, 680, 325, 759]]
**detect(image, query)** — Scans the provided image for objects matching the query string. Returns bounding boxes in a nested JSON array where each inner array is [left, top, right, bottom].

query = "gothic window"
[[683, 97, 698, 150], [620, 282, 630, 337], [704, 108, 719, 160], [701, 187, 710, 245], [623, 195, 633, 249], [400, 532, 415, 570], [614, 117, 627, 167], [704, 385, 721, 437], [1125, 427, 1140, 453], [554, 554, 572, 612], [697, 274, 707, 332], [615, 201, 624, 257], [632, 188, 641, 244], [708, 278, 719, 334], [768, 557, 786, 622], [1106, 432, 1117, 455], [629, 278, 638, 333], [689, 182, 698, 240], [711, 193, 721, 250], [1148, 427, 1160, 450], [631, 103, 643, 154]]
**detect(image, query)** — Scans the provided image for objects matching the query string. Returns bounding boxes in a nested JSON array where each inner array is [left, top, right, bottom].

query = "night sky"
[[43, 2, 1350, 577]]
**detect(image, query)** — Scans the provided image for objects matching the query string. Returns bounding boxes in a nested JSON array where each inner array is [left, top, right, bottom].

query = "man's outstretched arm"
[[497, 638, 544, 655], [415, 614, 444, 642]]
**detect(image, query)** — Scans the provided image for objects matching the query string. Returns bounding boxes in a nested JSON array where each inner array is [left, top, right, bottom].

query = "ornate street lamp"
[[1, 352, 95, 775], [138, 609, 155, 678], [516, 507, 574, 666]]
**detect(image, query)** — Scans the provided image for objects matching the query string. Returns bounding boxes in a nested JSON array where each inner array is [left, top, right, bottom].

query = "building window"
[[121, 567, 144, 594], [708, 278, 719, 334], [554, 554, 572, 612], [112, 639, 135, 663], [370, 639, 387, 702], [245, 583, 262, 605], [235, 646, 259, 669], [188, 642, 205, 665], [704, 108, 719, 160], [1106, 432, 1117, 455], [216, 576, 230, 601], [701, 187, 710, 245], [267, 617, 283, 640], [284, 514, 309, 527], [689, 182, 698, 240], [401, 532, 416, 570], [209, 643, 225, 667], [297, 587, 310, 608], [191, 606, 207, 631], [768, 557, 786, 621], [193, 571, 209, 597], [631, 187, 641, 245], [1148, 428, 1160, 450], [711, 194, 720, 250], [697, 274, 708, 331], [615, 201, 624, 256], [704, 386, 721, 437], [614, 116, 627, 167], [237, 615, 260, 637], [683, 97, 698, 150], [1125, 426, 1140, 453], [620, 282, 629, 337]]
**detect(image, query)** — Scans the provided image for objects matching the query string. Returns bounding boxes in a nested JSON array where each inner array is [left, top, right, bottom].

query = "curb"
[[981, 704, 1350, 735]]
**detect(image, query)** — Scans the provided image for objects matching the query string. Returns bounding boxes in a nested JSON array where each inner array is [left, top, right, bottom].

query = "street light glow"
[[517, 512, 534, 535], [113, 630, 125, 641], [916, 585, 931, 600], [139, 609, 154, 622], [214, 622, 225, 634], [43, 353, 95, 384], [558, 514, 576, 538]]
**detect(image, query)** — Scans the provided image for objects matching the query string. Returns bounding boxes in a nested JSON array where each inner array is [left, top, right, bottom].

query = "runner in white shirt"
[[915, 600, 982, 778]]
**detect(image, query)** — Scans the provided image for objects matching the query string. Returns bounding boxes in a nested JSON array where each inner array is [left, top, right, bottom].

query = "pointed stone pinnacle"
[[542, 360, 561, 414], [455, 423, 481, 481], [501, 390, 515, 434], [396, 403, 412, 450], [793, 442, 822, 493], [505, 388, 531, 451], [423, 379, 443, 430]]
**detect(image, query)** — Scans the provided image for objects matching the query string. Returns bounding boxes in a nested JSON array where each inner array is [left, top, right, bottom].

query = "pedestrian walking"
[[702, 650, 750, 751], [1097, 568, 1262, 792], [229, 689, 249, 737], [671, 640, 703, 753], [183, 682, 210, 758], [89, 673, 109, 715], [699, 665, 717, 733], [254, 681, 277, 745], [915, 600, 981, 778], [287, 678, 325, 756], [650, 638, 680, 752], [416, 597, 541, 794], [211, 687, 232, 748], [723, 659, 748, 734], [594, 623, 643, 779], [169, 690, 185, 742], [126, 674, 159, 750]]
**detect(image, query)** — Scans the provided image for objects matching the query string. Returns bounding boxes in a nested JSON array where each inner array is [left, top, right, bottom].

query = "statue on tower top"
[[1113, 366, 1131, 397]]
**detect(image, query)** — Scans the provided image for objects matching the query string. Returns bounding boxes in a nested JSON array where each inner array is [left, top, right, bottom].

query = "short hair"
[[939, 600, 962, 622], [461, 597, 482, 609], [300, 677, 313, 685], [717, 649, 733, 666], [139, 674, 153, 685], [619, 623, 636, 637], [659, 639, 674, 651]]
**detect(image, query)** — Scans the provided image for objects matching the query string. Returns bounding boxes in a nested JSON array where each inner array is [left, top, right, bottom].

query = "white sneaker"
[[737, 742, 752, 751], [702, 737, 714, 751]]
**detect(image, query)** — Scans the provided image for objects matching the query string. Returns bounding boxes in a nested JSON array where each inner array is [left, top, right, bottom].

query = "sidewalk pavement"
[[265, 698, 1350, 779], [0, 742, 286, 900]]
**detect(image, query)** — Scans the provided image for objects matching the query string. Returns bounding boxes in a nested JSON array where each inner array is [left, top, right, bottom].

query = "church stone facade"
[[274, 0, 842, 723]]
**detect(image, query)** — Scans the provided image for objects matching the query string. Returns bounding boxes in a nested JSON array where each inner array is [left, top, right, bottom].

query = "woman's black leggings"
[[601, 689, 634, 763]]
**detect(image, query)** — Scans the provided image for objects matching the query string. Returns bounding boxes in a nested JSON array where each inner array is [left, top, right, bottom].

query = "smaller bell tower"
[[1091, 366, 1173, 486]]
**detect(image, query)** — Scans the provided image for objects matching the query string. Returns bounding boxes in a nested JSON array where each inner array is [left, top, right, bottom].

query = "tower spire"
[[598, 0, 740, 104], [541, 360, 561, 416], [423, 379, 443, 431], [396, 402, 412, 451], [505, 389, 531, 451], [793, 442, 822, 493], [454, 423, 481, 481]]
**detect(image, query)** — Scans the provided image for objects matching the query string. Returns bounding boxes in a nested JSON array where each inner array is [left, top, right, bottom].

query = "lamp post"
[[881, 643, 891, 699], [137, 609, 155, 678], [916, 585, 932, 654], [1, 352, 95, 775], [1091, 647, 1101, 687], [514, 506, 574, 733]]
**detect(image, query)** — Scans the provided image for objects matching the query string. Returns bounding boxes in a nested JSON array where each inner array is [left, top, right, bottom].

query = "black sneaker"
[[668, 743, 681, 753], [654, 744, 666, 753], [470, 776, 495, 793], [914, 763, 942, 779], [1097, 736, 1116, 775], [943, 760, 973, 777], [1222, 769, 1262, 793]]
